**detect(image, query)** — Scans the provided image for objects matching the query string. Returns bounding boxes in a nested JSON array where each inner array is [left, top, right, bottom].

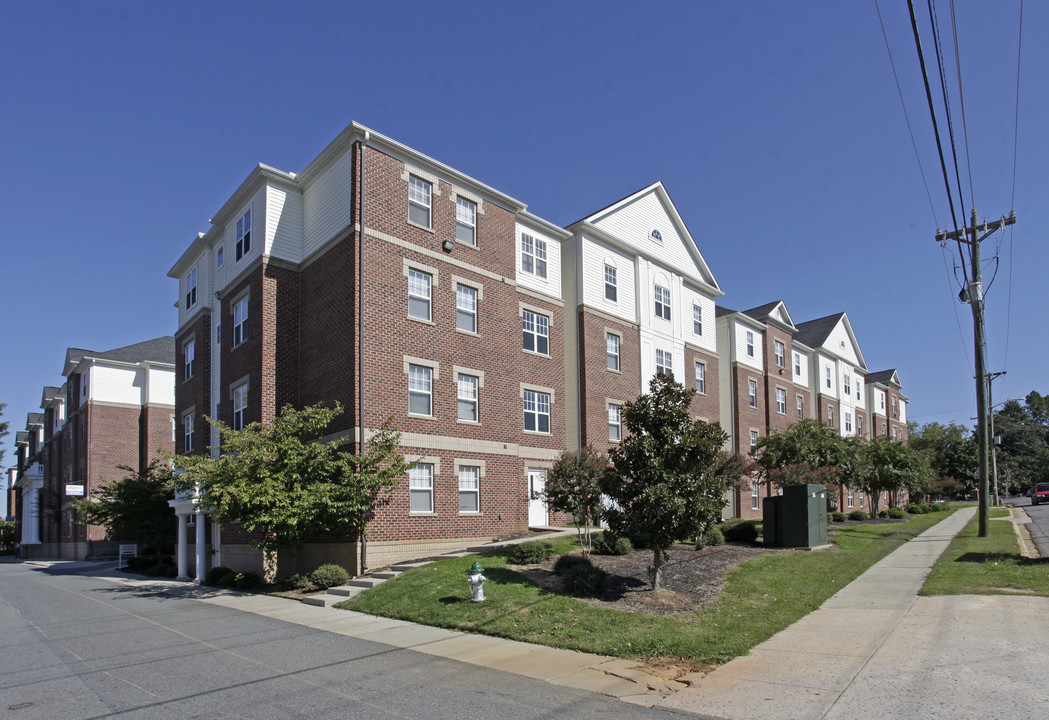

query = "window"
[[608, 403, 622, 442], [750, 430, 759, 457], [523, 390, 551, 433], [752, 481, 760, 510], [693, 304, 703, 335], [232, 383, 248, 431], [746, 331, 755, 357], [843, 374, 851, 396], [457, 373, 478, 422], [604, 264, 617, 302], [185, 268, 197, 310], [654, 284, 671, 320], [845, 412, 853, 433], [408, 364, 432, 416], [216, 323, 221, 345], [408, 269, 432, 321], [236, 209, 251, 261], [891, 395, 898, 413], [796, 395, 804, 419], [184, 340, 195, 380], [825, 366, 832, 389], [82, 372, 88, 399], [606, 333, 620, 371], [216, 247, 224, 268], [774, 340, 785, 367], [521, 233, 547, 278], [456, 283, 477, 332], [880, 394, 886, 410], [857, 414, 863, 435], [892, 426, 898, 440], [522, 309, 549, 355], [748, 379, 757, 408], [183, 413, 194, 452], [794, 352, 802, 375], [776, 388, 786, 414], [233, 297, 249, 346], [695, 361, 706, 394], [848, 488, 855, 508], [409, 176, 432, 227], [856, 379, 862, 400], [458, 465, 479, 512], [456, 197, 476, 245], [409, 463, 433, 513], [656, 348, 672, 376], [827, 405, 834, 427]]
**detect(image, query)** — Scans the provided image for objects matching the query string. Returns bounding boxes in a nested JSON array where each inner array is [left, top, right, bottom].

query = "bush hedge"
[[205, 565, 234, 585], [311, 564, 350, 589], [721, 519, 760, 542], [592, 533, 633, 556], [831, 511, 847, 522], [507, 541, 553, 564], [887, 507, 906, 519], [696, 525, 725, 549], [556, 558, 608, 597], [907, 503, 925, 514], [848, 510, 870, 521]]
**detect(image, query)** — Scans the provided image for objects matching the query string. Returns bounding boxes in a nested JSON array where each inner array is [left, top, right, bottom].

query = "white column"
[[21, 483, 42, 544], [176, 515, 188, 580], [211, 520, 221, 569], [194, 512, 206, 583]]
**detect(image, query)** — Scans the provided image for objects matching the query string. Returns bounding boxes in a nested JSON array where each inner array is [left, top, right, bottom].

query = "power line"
[[1004, 0, 1024, 375], [927, 0, 968, 239], [949, 0, 977, 210]]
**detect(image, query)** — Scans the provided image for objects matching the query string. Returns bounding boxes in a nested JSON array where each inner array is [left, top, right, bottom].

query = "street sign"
[[65, 484, 85, 496]]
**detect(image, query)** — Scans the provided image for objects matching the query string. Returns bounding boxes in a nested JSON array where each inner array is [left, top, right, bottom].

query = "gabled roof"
[[742, 300, 797, 333], [25, 413, 44, 427], [866, 369, 902, 388], [63, 337, 175, 376], [40, 386, 62, 407], [15, 431, 28, 445], [794, 312, 867, 371]]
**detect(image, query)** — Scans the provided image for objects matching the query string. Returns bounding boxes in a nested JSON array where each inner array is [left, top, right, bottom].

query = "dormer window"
[[236, 209, 251, 261]]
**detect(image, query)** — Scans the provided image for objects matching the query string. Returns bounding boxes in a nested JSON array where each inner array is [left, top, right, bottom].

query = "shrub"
[[152, 562, 175, 577], [887, 507, 906, 519], [831, 511, 847, 522], [310, 564, 350, 589], [553, 554, 591, 576], [284, 573, 311, 590], [848, 510, 870, 521], [205, 565, 234, 585], [560, 561, 608, 597], [878, 510, 889, 519], [507, 541, 553, 564], [696, 525, 725, 549], [592, 533, 633, 556], [218, 571, 239, 587], [923, 503, 939, 514], [906, 503, 925, 515], [234, 571, 261, 589], [722, 519, 759, 542]]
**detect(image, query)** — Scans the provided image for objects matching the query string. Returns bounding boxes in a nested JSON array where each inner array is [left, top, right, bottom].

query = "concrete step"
[[391, 561, 432, 571], [370, 570, 400, 580], [345, 577, 387, 589], [327, 585, 368, 598], [435, 551, 475, 559], [301, 593, 346, 607]]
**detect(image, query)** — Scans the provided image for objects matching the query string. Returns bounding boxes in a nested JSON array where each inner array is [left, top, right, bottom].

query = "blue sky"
[[1, 1, 1042, 483]]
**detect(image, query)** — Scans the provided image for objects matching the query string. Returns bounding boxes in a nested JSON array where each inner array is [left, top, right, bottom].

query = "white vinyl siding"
[[302, 149, 353, 259], [578, 236, 635, 322], [92, 365, 175, 407], [266, 184, 303, 263], [515, 224, 561, 298], [680, 284, 716, 353], [734, 323, 763, 371]]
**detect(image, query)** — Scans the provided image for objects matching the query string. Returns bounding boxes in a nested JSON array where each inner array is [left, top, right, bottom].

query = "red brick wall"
[[176, 312, 211, 454], [578, 310, 640, 453], [84, 403, 142, 541], [685, 345, 720, 423], [732, 363, 766, 456], [220, 268, 264, 428], [261, 259, 300, 421]]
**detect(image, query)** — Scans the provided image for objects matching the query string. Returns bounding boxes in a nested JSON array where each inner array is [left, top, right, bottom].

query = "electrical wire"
[[1003, 0, 1024, 373], [949, 0, 977, 210], [928, 0, 969, 247], [941, 244, 971, 370]]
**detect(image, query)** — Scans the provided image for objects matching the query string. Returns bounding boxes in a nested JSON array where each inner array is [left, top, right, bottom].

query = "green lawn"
[[921, 507, 1049, 597], [339, 510, 956, 669]]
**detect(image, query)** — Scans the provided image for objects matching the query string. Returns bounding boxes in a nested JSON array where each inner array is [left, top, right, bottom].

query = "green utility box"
[[762, 483, 828, 548]]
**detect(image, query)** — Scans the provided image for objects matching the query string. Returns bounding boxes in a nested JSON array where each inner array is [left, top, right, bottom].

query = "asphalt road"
[[0, 562, 682, 720], [1017, 497, 1049, 556]]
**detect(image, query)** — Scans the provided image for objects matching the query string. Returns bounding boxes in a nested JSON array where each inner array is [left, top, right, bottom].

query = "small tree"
[[0, 401, 8, 466], [756, 419, 845, 498], [601, 374, 739, 591], [172, 403, 413, 572], [859, 436, 931, 516], [74, 461, 176, 556], [543, 447, 607, 556]]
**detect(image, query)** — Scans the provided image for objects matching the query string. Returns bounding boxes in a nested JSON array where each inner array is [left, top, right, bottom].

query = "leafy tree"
[[74, 461, 176, 556], [993, 396, 1049, 492], [0, 401, 8, 466], [0, 519, 15, 551], [755, 418, 845, 490], [543, 447, 608, 556], [601, 374, 742, 592], [858, 437, 931, 516], [172, 403, 413, 572], [908, 421, 977, 497]]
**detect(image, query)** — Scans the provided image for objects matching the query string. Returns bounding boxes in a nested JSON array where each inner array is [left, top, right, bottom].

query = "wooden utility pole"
[[936, 210, 1015, 537]]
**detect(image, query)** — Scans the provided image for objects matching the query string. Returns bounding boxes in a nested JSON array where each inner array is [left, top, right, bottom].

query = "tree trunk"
[[651, 547, 663, 592]]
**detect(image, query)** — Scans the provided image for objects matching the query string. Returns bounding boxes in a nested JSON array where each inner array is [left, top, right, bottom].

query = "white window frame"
[[456, 196, 476, 246], [522, 309, 550, 356], [235, 209, 251, 261], [458, 465, 480, 513], [655, 348, 672, 376], [693, 304, 703, 335], [794, 352, 802, 376], [233, 296, 249, 346], [750, 429, 759, 457], [748, 379, 757, 408], [844, 373, 851, 396], [606, 332, 620, 371], [828, 405, 834, 426], [857, 414, 863, 435], [695, 361, 706, 394], [796, 395, 804, 419], [523, 389, 551, 434], [185, 267, 197, 310], [456, 283, 477, 333], [848, 488, 855, 508], [604, 263, 617, 302], [216, 246, 224, 268], [409, 463, 434, 513], [408, 269, 432, 321], [183, 412, 194, 452], [776, 387, 786, 415], [457, 373, 478, 422], [774, 340, 785, 367], [845, 411, 853, 433], [826, 366, 832, 389], [746, 330, 755, 357], [409, 176, 432, 228], [232, 382, 248, 431], [608, 403, 622, 442], [408, 364, 433, 417], [184, 340, 195, 380], [751, 480, 760, 510], [521, 233, 547, 278], [654, 284, 671, 321]]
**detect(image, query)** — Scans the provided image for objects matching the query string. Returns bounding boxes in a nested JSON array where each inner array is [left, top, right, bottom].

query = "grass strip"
[[340, 511, 956, 668], [921, 508, 1049, 597]]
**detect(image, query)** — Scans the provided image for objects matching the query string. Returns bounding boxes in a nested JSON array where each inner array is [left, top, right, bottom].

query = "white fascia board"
[[837, 313, 868, 372], [519, 210, 571, 240]]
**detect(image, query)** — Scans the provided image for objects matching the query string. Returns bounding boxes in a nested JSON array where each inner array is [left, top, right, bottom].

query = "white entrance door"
[[528, 469, 548, 527]]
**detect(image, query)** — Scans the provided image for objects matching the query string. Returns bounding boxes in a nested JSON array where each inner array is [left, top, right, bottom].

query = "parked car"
[[1031, 483, 1049, 506]]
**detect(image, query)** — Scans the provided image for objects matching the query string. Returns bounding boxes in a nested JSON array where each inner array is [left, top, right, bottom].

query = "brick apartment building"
[[11, 338, 175, 559]]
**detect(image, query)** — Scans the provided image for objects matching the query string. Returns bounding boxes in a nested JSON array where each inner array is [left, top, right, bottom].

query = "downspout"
[[358, 131, 369, 576]]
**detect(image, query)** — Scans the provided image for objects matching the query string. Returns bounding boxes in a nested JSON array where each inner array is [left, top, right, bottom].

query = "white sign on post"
[[119, 544, 138, 568], [65, 484, 85, 496]]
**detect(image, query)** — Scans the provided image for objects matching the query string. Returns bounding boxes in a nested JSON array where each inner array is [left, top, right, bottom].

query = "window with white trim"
[[456, 283, 477, 332], [183, 412, 194, 452], [521, 233, 547, 278], [857, 414, 863, 435], [408, 364, 432, 416], [892, 426, 898, 440], [880, 394, 886, 410], [748, 379, 757, 408], [843, 373, 851, 396], [827, 405, 834, 427], [522, 309, 549, 355], [848, 488, 855, 508], [891, 395, 897, 413], [408, 269, 432, 321], [796, 394, 805, 419], [655, 348, 672, 376], [654, 284, 671, 320], [695, 361, 706, 394], [236, 209, 251, 261], [232, 382, 248, 431], [746, 330, 755, 357], [233, 297, 248, 346], [523, 390, 550, 433], [604, 264, 617, 302], [693, 304, 703, 335], [774, 340, 785, 367], [750, 429, 759, 457], [751, 481, 760, 510], [776, 388, 786, 415], [185, 267, 197, 310], [606, 332, 620, 371], [608, 403, 622, 442], [845, 411, 853, 433], [457, 373, 478, 422], [409, 463, 433, 513], [409, 176, 432, 227], [184, 340, 195, 381], [855, 378, 862, 400], [216, 247, 224, 268], [825, 366, 832, 389], [456, 196, 476, 245], [794, 352, 802, 376], [458, 465, 479, 512]]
